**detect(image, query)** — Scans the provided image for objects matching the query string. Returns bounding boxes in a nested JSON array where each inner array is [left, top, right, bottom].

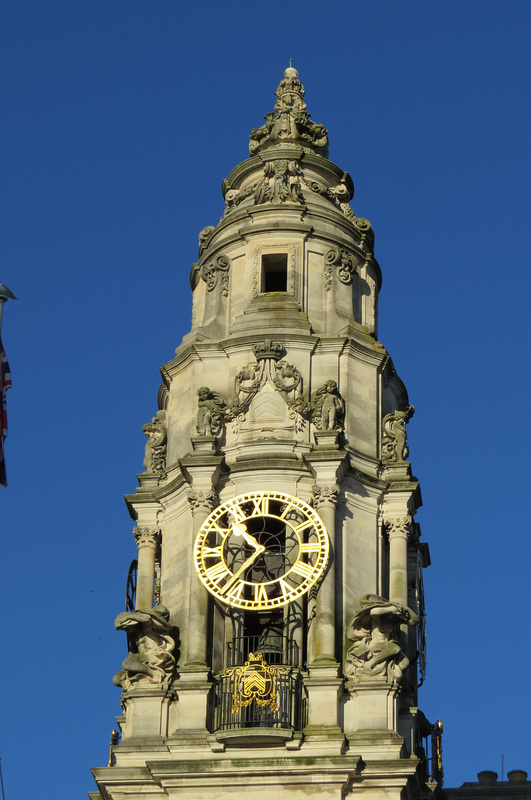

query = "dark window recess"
[[262, 253, 288, 292]]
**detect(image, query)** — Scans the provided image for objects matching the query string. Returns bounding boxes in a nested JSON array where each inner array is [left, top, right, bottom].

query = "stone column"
[[186, 490, 217, 668], [384, 515, 412, 608], [133, 527, 160, 610], [309, 484, 339, 664]]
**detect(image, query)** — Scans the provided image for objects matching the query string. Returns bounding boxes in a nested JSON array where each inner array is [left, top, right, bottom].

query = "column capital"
[[311, 484, 340, 510], [187, 490, 219, 515], [133, 527, 161, 549], [382, 515, 413, 540]]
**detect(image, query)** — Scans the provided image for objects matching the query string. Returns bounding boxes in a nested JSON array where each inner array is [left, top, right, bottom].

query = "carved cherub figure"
[[196, 386, 226, 437], [313, 380, 345, 430]]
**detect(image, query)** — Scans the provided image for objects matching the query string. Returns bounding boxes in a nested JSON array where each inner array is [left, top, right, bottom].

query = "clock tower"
[[91, 68, 440, 800]]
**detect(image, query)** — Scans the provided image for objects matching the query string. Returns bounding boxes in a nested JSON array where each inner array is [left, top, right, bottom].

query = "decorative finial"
[[249, 69, 328, 158]]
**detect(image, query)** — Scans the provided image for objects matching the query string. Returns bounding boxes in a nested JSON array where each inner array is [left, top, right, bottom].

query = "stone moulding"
[[252, 242, 297, 298]]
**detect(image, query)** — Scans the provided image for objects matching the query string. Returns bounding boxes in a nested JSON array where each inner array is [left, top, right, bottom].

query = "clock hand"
[[231, 521, 262, 552], [220, 541, 266, 596]]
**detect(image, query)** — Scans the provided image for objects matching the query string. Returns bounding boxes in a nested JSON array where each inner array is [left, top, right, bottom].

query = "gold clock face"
[[194, 491, 329, 610]]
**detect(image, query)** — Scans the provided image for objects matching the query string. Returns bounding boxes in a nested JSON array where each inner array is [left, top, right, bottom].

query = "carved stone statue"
[[382, 405, 415, 463], [312, 380, 345, 430], [113, 605, 175, 691], [196, 386, 226, 437], [142, 411, 167, 476], [344, 594, 418, 686]]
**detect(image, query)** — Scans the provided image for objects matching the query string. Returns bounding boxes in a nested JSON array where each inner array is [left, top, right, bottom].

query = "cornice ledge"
[[338, 325, 388, 363], [238, 219, 314, 236], [346, 458, 388, 491]]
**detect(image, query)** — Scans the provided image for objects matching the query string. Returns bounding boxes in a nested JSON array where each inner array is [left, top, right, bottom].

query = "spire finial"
[[249, 68, 328, 158]]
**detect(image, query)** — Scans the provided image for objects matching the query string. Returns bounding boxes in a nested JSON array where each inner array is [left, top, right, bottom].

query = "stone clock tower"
[[91, 68, 441, 800]]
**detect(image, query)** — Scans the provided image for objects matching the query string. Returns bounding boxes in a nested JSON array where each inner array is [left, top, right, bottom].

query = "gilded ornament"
[[193, 491, 329, 610]]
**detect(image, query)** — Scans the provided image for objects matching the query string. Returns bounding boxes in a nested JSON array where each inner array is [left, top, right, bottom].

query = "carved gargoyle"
[[196, 386, 227, 437], [344, 594, 418, 687], [142, 411, 167, 476], [311, 380, 345, 431], [113, 605, 175, 691], [382, 405, 415, 463]]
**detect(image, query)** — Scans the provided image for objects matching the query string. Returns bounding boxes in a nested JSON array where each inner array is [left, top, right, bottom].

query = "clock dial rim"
[[193, 490, 329, 610]]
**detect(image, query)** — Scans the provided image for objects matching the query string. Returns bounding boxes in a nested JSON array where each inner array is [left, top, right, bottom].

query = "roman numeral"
[[204, 522, 230, 538], [202, 546, 223, 559], [299, 542, 320, 553], [205, 562, 230, 584], [252, 495, 269, 516], [291, 560, 314, 579], [280, 503, 294, 519], [254, 583, 268, 604], [277, 578, 293, 599], [294, 520, 313, 535], [225, 580, 245, 602], [225, 503, 246, 523]]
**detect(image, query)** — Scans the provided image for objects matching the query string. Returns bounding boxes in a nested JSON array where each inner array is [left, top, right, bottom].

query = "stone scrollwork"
[[112, 605, 176, 692], [142, 411, 167, 477], [199, 253, 231, 296], [198, 225, 215, 257], [311, 380, 345, 431], [196, 386, 227, 437], [324, 247, 357, 286], [382, 405, 415, 463], [344, 594, 418, 687]]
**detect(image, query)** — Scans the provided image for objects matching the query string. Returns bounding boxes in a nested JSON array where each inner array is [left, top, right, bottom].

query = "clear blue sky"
[[2, 2, 530, 797]]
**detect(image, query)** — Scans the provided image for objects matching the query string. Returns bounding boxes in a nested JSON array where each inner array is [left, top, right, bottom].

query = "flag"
[[0, 337, 12, 487]]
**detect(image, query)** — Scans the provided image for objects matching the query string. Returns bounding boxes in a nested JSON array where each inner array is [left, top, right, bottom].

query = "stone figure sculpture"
[[113, 605, 175, 691], [381, 405, 415, 463], [344, 594, 418, 686], [196, 386, 227, 437], [312, 380, 345, 430], [142, 411, 167, 476]]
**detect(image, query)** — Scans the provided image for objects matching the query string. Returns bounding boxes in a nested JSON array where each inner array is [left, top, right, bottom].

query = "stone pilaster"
[[309, 484, 339, 665], [185, 490, 218, 668]]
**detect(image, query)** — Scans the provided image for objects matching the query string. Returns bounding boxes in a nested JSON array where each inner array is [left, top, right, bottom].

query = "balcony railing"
[[212, 662, 307, 732]]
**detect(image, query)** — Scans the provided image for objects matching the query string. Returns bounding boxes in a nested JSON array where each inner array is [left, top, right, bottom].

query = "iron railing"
[[212, 666, 307, 732]]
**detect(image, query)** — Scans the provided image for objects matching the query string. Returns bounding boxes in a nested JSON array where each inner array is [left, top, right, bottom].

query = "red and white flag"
[[1, 338, 12, 486]]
